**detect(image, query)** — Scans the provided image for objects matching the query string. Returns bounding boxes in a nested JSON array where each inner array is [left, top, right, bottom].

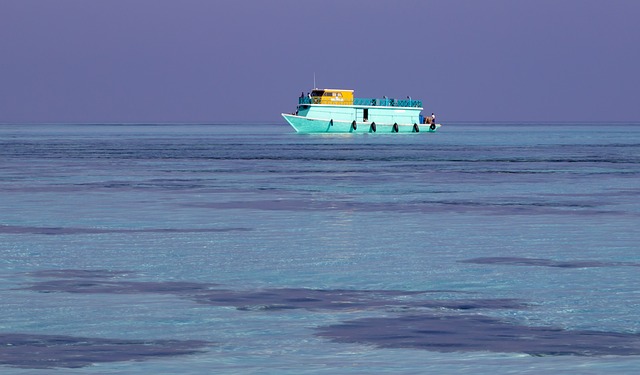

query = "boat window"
[[311, 90, 324, 97]]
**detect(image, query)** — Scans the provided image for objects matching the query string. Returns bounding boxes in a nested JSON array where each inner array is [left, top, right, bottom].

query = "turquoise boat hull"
[[282, 114, 440, 134]]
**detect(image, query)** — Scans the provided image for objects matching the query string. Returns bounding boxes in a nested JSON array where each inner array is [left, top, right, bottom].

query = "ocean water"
[[1, 122, 639, 374]]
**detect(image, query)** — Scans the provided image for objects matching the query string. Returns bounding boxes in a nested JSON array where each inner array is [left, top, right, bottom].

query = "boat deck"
[[298, 97, 422, 108]]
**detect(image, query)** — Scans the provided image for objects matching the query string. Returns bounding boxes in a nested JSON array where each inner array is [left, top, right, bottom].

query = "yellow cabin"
[[310, 89, 354, 105]]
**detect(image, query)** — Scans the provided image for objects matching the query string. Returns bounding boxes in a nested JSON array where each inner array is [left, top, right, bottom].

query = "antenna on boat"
[[313, 72, 316, 89]]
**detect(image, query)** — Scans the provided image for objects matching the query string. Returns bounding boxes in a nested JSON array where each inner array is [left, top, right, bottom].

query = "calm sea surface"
[[1, 123, 639, 373]]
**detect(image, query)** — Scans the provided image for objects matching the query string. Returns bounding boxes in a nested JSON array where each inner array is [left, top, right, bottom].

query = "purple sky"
[[1, 0, 639, 123]]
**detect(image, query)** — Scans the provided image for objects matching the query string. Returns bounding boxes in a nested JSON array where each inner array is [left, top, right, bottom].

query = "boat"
[[282, 89, 442, 133]]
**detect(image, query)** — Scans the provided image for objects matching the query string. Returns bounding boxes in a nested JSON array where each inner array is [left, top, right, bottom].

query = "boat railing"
[[298, 97, 422, 107]]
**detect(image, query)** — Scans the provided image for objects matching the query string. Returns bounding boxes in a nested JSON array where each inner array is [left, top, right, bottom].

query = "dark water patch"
[[18, 278, 523, 312], [186, 199, 625, 217], [460, 257, 640, 268], [544, 188, 640, 198], [165, 288, 523, 312], [0, 225, 251, 235], [0, 333, 211, 369], [190, 288, 492, 311], [416, 299, 526, 310], [21, 279, 219, 294], [316, 313, 640, 356], [237, 304, 301, 311], [0, 180, 244, 194], [26, 269, 137, 279], [73, 179, 214, 191], [192, 290, 525, 311]]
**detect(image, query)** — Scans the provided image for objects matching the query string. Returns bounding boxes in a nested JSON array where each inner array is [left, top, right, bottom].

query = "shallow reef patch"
[[0, 333, 211, 369], [316, 313, 640, 356]]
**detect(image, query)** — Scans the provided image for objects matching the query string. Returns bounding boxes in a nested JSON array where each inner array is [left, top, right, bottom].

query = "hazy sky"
[[1, 0, 638, 123]]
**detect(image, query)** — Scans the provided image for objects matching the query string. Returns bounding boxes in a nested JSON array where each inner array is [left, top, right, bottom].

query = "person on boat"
[[431, 113, 436, 124]]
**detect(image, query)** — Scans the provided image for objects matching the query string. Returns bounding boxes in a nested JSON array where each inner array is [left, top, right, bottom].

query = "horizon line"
[[1, 121, 640, 126]]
